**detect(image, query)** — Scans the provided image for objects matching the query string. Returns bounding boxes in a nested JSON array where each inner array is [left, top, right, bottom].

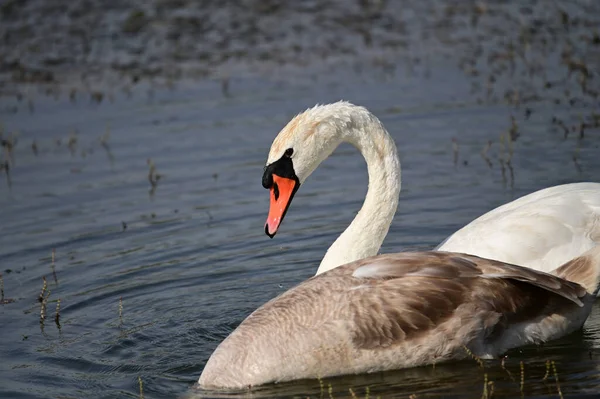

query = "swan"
[[198, 102, 600, 388], [199, 249, 600, 388], [261, 102, 600, 275]]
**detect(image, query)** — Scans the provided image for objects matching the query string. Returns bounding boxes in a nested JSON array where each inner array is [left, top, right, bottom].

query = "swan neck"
[[316, 116, 401, 274]]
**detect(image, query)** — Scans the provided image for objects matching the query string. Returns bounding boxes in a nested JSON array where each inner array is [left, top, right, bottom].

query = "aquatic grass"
[[38, 276, 52, 329], [286, 358, 566, 399], [500, 356, 514, 382], [519, 361, 524, 398], [508, 116, 519, 146], [480, 140, 493, 168], [487, 379, 495, 398], [309, 354, 566, 398], [138, 375, 144, 399], [319, 382, 376, 399], [39, 290, 50, 330], [552, 361, 564, 399], [100, 125, 114, 165], [0, 159, 10, 188], [38, 276, 47, 303], [497, 129, 514, 189], [318, 377, 324, 398], [451, 137, 459, 167], [54, 298, 61, 328], [542, 359, 551, 381], [304, 356, 576, 399], [0, 130, 16, 166], [463, 345, 485, 368], [50, 248, 57, 284], [147, 158, 162, 188], [481, 373, 492, 399]]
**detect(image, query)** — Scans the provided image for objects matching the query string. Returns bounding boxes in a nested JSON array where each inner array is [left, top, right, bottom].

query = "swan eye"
[[284, 148, 293, 157]]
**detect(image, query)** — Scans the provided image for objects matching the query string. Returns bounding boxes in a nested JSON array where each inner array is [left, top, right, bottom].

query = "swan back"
[[199, 250, 599, 388], [438, 182, 600, 273]]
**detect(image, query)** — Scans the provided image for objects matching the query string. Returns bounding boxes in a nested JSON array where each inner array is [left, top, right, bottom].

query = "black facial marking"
[[262, 152, 301, 238], [262, 152, 299, 189]]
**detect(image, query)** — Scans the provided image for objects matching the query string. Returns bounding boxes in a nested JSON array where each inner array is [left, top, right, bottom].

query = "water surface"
[[1, 1, 600, 398]]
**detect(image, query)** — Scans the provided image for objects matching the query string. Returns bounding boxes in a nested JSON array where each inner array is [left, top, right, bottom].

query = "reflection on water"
[[1, 1, 600, 398], [190, 325, 600, 398]]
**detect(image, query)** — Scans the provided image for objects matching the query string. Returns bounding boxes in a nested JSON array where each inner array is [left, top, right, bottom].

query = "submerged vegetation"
[[197, 356, 569, 399]]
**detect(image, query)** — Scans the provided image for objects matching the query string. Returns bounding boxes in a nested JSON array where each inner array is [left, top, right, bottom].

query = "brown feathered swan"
[[198, 102, 600, 389]]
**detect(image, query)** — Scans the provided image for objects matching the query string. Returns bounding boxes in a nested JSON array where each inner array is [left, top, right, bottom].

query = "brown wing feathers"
[[345, 251, 588, 350], [242, 251, 588, 355], [348, 276, 468, 349]]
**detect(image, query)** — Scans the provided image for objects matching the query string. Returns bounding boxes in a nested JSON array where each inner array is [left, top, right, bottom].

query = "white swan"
[[261, 102, 600, 275], [198, 102, 600, 388], [437, 183, 600, 273]]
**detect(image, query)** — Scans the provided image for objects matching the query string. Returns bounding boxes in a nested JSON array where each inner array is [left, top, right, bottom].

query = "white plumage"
[[437, 182, 600, 273]]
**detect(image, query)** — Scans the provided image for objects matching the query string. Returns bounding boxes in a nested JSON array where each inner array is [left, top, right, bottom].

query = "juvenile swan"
[[198, 103, 600, 388], [199, 249, 600, 388]]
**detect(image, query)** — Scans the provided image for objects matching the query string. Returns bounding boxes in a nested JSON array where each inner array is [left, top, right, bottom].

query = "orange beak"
[[265, 174, 299, 238]]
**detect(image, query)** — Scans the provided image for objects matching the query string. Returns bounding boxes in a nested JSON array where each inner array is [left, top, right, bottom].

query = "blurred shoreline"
[[0, 1, 597, 97]]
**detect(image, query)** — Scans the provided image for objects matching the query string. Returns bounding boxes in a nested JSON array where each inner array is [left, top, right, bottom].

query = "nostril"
[[273, 182, 280, 201]]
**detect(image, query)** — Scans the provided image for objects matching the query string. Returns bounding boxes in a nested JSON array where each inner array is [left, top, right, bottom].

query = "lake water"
[[1, 1, 600, 398]]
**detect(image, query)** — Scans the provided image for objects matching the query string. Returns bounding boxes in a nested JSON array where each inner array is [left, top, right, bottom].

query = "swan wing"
[[331, 252, 587, 351], [437, 183, 600, 272]]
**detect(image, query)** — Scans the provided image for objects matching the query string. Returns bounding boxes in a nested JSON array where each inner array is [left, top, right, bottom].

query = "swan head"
[[262, 101, 364, 237]]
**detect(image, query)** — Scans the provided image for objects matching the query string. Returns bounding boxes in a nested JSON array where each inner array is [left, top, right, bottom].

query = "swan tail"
[[552, 246, 600, 296]]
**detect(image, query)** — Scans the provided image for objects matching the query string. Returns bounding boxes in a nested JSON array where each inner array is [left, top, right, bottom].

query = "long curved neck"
[[316, 114, 401, 275]]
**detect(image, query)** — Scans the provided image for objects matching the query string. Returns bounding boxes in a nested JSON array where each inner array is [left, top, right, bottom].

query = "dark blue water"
[[1, 1, 599, 398]]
